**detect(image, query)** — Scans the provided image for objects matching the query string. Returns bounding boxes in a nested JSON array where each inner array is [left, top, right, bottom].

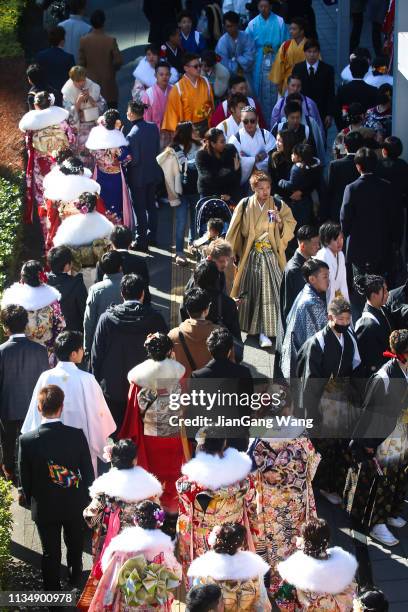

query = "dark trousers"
[[107, 398, 127, 437], [130, 182, 158, 248], [36, 518, 85, 590], [0, 419, 22, 473], [350, 11, 364, 52]]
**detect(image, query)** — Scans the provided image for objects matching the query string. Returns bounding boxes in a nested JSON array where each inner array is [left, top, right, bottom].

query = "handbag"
[[82, 106, 99, 123]]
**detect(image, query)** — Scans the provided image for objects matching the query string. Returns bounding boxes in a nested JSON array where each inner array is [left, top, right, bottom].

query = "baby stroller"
[[195, 196, 232, 239]]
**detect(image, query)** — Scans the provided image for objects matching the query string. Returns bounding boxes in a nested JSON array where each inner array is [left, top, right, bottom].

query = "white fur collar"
[[1, 283, 60, 311], [44, 173, 100, 201], [89, 466, 162, 502], [181, 448, 252, 489], [43, 166, 91, 191], [85, 124, 128, 150], [102, 525, 173, 572], [53, 211, 114, 247], [19, 106, 69, 132], [61, 77, 101, 104], [277, 547, 357, 594], [128, 358, 185, 389], [188, 550, 269, 580]]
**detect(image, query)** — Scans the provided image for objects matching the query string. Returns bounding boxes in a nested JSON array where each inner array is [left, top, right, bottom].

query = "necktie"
[[309, 66, 315, 77]]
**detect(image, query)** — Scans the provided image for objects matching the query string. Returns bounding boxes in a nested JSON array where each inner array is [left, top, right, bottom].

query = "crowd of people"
[[0, 0, 405, 610]]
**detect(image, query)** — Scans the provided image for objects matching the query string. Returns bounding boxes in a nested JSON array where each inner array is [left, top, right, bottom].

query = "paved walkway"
[[9, 2, 408, 610]]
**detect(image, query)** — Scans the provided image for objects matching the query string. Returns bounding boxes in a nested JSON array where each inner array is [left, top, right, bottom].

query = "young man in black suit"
[[95, 225, 151, 304], [0, 305, 49, 481], [322, 131, 363, 222], [190, 328, 253, 451], [335, 57, 378, 130], [18, 384, 94, 590], [47, 246, 88, 332], [292, 39, 335, 132]]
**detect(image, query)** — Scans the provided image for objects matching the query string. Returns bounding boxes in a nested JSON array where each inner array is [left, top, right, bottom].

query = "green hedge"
[[0, 478, 13, 590], [0, 0, 25, 58], [0, 175, 24, 296]]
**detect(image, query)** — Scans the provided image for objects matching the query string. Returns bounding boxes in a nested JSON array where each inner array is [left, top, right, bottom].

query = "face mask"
[[334, 323, 349, 334]]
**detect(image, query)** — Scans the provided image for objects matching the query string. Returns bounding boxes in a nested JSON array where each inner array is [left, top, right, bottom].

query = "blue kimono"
[[180, 30, 206, 53], [245, 12, 288, 126], [280, 284, 327, 379], [215, 31, 255, 78]]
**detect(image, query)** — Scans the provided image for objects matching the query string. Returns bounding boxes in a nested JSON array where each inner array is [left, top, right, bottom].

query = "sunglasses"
[[188, 63, 200, 69], [243, 118, 257, 125]]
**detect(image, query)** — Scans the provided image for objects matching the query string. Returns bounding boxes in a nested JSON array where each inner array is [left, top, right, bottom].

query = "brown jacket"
[[168, 319, 220, 378], [78, 29, 123, 103]]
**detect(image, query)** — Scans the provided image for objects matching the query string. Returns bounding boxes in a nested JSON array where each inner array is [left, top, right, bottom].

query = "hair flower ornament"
[[208, 525, 222, 548], [103, 445, 113, 462], [153, 509, 166, 526]]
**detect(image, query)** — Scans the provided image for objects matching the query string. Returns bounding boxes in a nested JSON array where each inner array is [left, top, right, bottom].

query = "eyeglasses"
[[188, 63, 200, 69], [243, 118, 257, 125]]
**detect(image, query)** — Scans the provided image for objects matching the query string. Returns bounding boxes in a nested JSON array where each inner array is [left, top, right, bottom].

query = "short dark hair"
[[350, 56, 369, 79], [164, 23, 179, 41], [186, 584, 222, 612], [344, 130, 364, 153], [302, 258, 329, 282], [290, 17, 306, 31], [121, 274, 145, 300], [284, 100, 302, 117], [54, 331, 83, 361], [304, 39, 320, 52], [110, 225, 132, 249], [177, 9, 193, 22], [69, 0, 86, 14], [296, 225, 319, 243], [207, 218, 224, 235], [128, 100, 146, 117], [206, 328, 233, 359], [38, 384, 65, 417], [227, 92, 248, 110], [355, 147, 378, 173], [48, 26, 65, 46], [201, 50, 217, 67], [0, 304, 28, 334], [382, 136, 403, 160], [100, 250, 122, 275], [319, 221, 342, 247], [155, 60, 171, 73], [145, 44, 159, 55], [90, 9, 105, 29], [228, 74, 246, 89], [193, 260, 219, 292], [182, 52, 200, 67], [223, 10, 239, 24], [47, 246, 73, 274], [287, 73, 301, 84], [328, 297, 351, 316], [184, 287, 210, 318], [293, 143, 314, 165], [26, 63, 44, 87]]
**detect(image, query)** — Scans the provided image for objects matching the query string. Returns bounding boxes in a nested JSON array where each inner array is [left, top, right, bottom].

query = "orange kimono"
[[269, 38, 306, 95], [162, 75, 214, 133]]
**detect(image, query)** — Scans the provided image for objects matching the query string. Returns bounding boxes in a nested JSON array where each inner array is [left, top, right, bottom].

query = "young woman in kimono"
[[345, 329, 408, 547], [85, 109, 134, 227], [83, 439, 162, 567], [277, 518, 357, 611], [176, 431, 255, 583], [88, 500, 181, 611], [188, 523, 271, 611], [226, 171, 296, 348], [62, 65, 106, 167], [19, 91, 72, 232], [297, 297, 362, 505], [1, 260, 65, 366], [245, 0, 288, 125], [248, 384, 320, 595], [118, 333, 186, 515]]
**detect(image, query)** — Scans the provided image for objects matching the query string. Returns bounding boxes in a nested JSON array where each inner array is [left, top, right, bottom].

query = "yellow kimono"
[[226, 195, 296, 298], [269, 38, 306, 95], [161, 75, 214, 132]]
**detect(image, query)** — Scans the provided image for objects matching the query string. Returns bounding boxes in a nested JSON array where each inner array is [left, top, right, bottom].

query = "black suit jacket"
[[292, 60, 335, 122], [95, 249, 151, 304], [340, 174, 395, 267], [335, 80, 378, 130], [322, 154, 359, 222], [47, 272, 88, 332], [0, 337, 49, 422], [279, 250, 306, 327], [18, 422, 94, 523]]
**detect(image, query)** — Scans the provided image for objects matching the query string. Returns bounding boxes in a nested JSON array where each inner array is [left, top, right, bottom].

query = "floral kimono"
[[248, 435, 320, 594], [176, 447, 255, 583], [88, 525, 181, 612], [276, 547, 358, 611], [85, 124, 134, 227], [19, 105, 73, 230], [188, 549, 271, 612]]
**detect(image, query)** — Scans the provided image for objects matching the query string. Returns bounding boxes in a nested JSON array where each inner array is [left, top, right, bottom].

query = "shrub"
[[0, 478, 13, 589], [0, 175, 24, 295], [0, 0, 25, 58]]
